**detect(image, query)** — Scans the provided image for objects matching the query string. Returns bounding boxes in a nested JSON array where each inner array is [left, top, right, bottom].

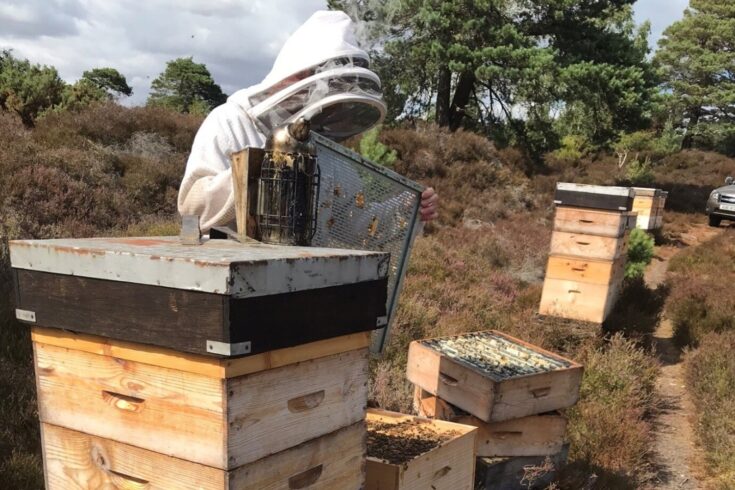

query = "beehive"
[[540, 183, 635, 324], [11, 236, 390, 489], [406, 331, 583, 422], [632, 187, 668, 230], [365, 409, 477, 490]]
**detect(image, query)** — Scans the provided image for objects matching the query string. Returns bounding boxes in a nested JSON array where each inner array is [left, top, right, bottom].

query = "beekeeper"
[[178, 10, 438, 232]]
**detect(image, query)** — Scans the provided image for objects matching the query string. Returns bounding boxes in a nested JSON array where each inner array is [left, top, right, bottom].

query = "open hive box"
[[414, 388, 567, 458], [366, 409, 477, 490], [407, 331, 583, 422]]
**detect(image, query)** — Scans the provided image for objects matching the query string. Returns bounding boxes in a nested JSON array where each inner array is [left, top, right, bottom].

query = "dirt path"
[[645, 224, 722, 489]]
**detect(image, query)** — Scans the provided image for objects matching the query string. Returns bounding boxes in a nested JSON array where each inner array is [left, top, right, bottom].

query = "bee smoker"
[[256, 118, 320, 245]]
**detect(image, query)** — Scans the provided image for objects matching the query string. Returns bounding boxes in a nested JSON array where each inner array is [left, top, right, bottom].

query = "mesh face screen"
[[311, 133, 424, 353]]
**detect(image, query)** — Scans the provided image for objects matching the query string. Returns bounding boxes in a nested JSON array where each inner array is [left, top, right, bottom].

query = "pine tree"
[[330, 0, 654, 155], [655, 0, 735, 150], [147, 57, 226, 114]]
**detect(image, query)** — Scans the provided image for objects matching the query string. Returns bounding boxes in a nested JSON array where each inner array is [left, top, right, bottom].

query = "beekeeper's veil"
[[246, 10, 386, 141]]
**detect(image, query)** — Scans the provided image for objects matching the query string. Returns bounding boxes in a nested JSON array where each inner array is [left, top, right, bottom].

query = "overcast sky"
[[0, 0, 689, 106]]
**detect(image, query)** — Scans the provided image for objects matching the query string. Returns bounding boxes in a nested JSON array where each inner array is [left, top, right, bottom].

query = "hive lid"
[[632, 187, 665, 197], [9, 236, 390, 298], [556, 183, 634, 197]]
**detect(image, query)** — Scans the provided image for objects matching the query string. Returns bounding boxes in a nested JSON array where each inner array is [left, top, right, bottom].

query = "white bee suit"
[[178, 10, 385, 232]]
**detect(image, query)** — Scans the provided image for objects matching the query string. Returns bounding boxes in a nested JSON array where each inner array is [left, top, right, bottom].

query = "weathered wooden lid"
[[632, 187, 665, 197], [556, 183, 634, 197], [10, 236, 390, 299]]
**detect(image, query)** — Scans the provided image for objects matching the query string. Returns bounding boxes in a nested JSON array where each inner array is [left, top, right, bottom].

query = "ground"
[[645, 223, 722, 489]]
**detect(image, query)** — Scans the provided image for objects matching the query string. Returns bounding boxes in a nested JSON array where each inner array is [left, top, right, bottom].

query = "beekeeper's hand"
[[420, 187, 439, 222]]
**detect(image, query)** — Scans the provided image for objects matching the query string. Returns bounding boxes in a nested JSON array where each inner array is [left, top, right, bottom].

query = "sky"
[[0, 0, 689, 106]]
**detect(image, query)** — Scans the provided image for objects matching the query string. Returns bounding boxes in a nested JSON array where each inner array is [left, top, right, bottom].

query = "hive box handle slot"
[[579, 219, 594, 224], [568, 289, 582, 294], [571, 267, 586, 272], [288, 464, 323, 488], [531, 387, 551, 398], [575, 240, 591, 246], [492, 430, 524, 439], [108, 470, 150, 487], [102, 391, 145, 412], [433, 465, 452, 480], [287, 390, 326, 413], [439, 372, 459, 386]]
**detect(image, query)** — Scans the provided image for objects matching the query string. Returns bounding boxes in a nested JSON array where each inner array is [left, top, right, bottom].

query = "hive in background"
[[632, 187, 668, 230], [11, 236, 390, 489], [539, 183, 636, 324]]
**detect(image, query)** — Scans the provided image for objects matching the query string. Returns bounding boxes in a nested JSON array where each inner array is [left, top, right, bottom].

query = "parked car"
[[706, 176, 735, 227]]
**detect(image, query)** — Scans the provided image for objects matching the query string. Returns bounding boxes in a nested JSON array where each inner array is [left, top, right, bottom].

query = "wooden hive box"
[[365, 409, 477, 490], [554, 183, 634, 212], [632, 187, 667, 230], [41, 422, 365, 490], [553, 206, 633, 237], [32, 327, 370, 471], [413, 388, 567, 457], [475, 444, 570, 490], [539, 253, 626, 324], [544, 253, 626, 286], [10, 236, 389, 357], [406, 331, 583, 423], [548, 230, 629, 261]]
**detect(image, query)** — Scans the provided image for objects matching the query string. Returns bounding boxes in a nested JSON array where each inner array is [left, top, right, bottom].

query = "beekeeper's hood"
[[229, 10, 386, 142]]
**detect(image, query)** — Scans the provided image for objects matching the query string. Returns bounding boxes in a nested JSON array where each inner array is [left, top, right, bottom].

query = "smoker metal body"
[[253, 119, 321, 246]]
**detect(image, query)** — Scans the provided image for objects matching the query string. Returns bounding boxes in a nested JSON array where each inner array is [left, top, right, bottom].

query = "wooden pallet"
[[406, 331, 583, 422], [34, 339, 369, 469], [41, 422, 365, 490], [365, 409, 477, 490], [413, 388, 567, 457]]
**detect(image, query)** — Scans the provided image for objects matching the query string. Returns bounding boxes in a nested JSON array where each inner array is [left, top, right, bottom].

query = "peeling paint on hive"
[[9, 236, 389, 299]]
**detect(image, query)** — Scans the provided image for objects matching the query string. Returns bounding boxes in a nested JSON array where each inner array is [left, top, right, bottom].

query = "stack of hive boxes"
[[11, 236, 390, 489], [632, 187, 668, 230], [406, 330, 583, 490], [539, 183, 636, 324]]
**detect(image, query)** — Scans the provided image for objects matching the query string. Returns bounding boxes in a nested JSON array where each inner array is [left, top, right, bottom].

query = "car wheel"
[[709, 215, 721, 227]]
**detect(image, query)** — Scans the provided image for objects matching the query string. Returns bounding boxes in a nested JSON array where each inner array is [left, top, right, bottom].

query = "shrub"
[[604, 277, 666, 345], [625, 229, 655, 280], [625, 157, 654, 185], [684, 331, 735, 485], [358, 126, 397, 167], [565, 334, 659, 486], [666, 232, 735, 347]]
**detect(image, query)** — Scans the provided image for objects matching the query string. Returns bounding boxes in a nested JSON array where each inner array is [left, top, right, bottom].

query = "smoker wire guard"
[[311, 133, 424, 354]]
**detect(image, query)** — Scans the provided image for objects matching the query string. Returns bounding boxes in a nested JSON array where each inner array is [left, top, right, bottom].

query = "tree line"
[[1, 0, 734, 160], [0, 53, 225, 127]]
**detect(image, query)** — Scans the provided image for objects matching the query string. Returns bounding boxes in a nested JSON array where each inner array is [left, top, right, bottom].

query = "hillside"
[[1, 105, 735, 488]]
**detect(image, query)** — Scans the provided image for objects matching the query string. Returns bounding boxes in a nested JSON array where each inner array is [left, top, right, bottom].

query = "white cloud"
[[0, 0, 328, 105], [633, 0, 689, 50]]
